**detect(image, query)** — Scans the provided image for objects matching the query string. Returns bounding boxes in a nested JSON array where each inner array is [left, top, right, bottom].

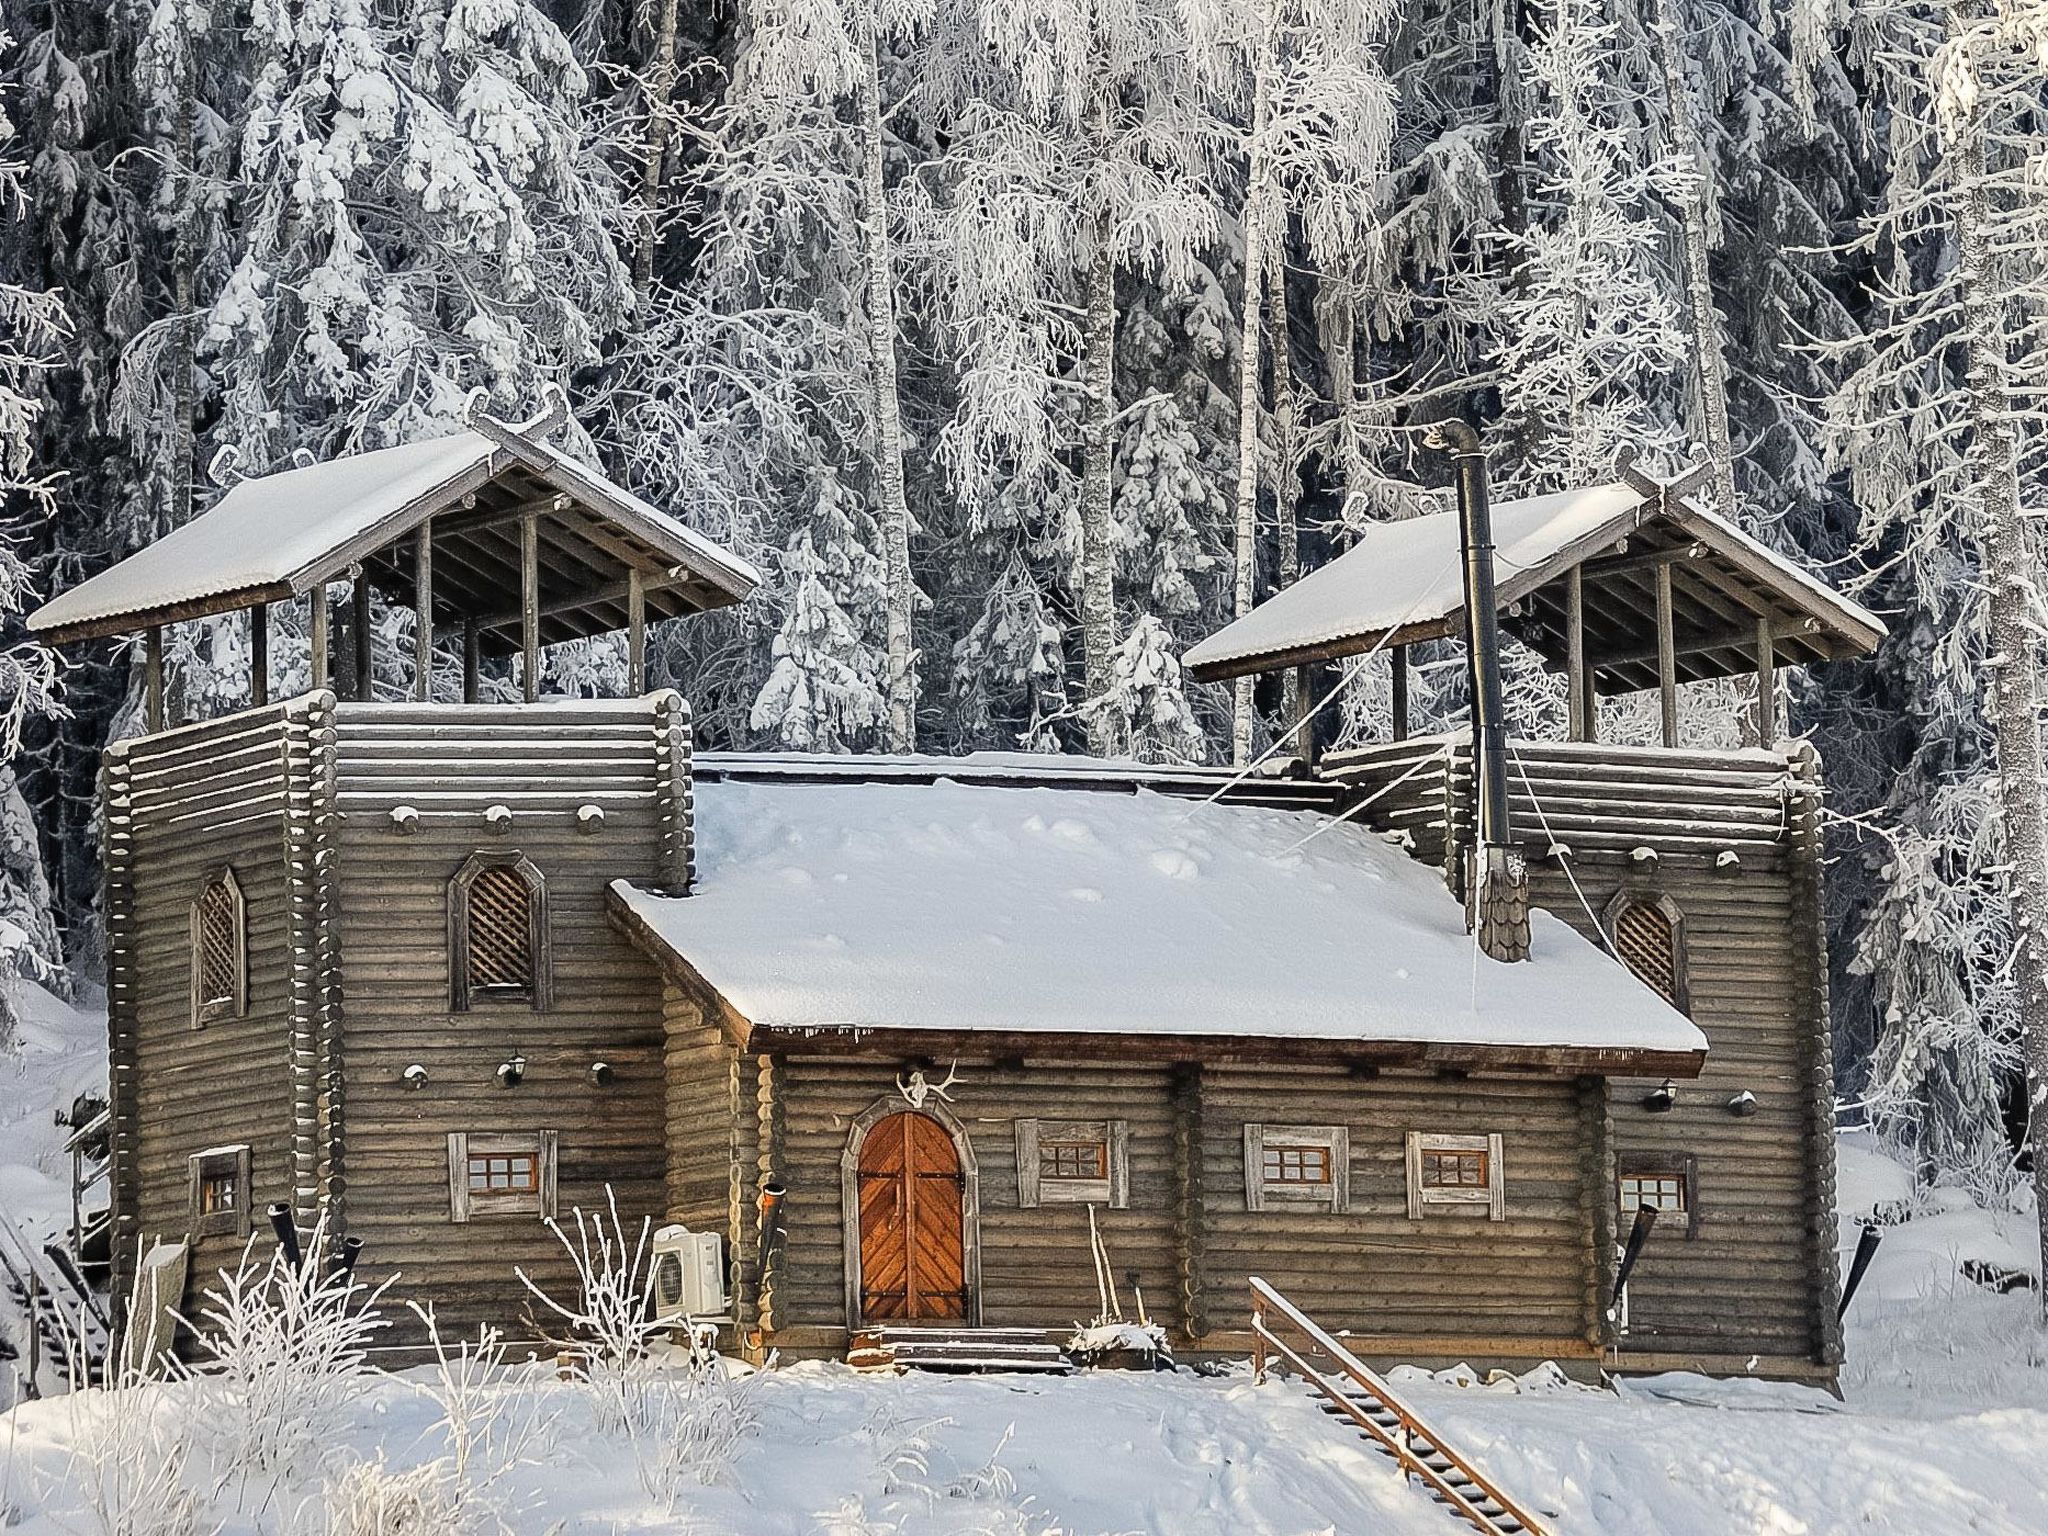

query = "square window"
[[1244, 1125, 1348, 1211], [1406, 1132, 1505, 1221], [1618, 1157, 1697, 1237], [448, 1132, 556, 1221], [1016, 1120, 1126, 1207]]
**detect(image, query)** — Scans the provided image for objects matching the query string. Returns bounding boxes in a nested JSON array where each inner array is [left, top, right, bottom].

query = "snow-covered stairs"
[[848, 1325, 1073, 1375], [1250, 1277, 1550, 1536], [1318, 1391, 1531, 1532]]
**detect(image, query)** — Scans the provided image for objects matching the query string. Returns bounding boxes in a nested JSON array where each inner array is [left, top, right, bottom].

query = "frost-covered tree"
[[1824, 0, 2048, 1266], [750, 473, 889, 751], [1211, 0, 1397, 761], [0, 28, 70, 1002], [1482, 0, 1689, 488]]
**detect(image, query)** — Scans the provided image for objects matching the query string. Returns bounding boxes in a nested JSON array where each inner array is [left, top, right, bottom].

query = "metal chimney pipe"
[[1425, 418, 1512, 850]]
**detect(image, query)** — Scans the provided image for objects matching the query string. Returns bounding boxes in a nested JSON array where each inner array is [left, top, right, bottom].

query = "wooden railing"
[[1250, 1277, 1551, 1536]]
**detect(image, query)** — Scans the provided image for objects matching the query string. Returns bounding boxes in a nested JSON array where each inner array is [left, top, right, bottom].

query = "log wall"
[[105, 701, 311, 1330], [676, 1048, 1602, 1367], [1322, 734, 1840, 1378], [327, 696, 687, 1345]]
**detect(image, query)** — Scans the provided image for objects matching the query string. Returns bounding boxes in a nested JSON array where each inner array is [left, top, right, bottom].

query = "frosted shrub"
[[635, 1352, 762, 1510], [297, 1306, 548, 1536], [518, 1189, 761, 1503], [51, 1379, 211, 1536], [516, 1189, 668, 1435], [179, 1221, 390, 1489]]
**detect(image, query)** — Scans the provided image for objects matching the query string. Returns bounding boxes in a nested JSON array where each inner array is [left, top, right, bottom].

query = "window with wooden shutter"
[[191, 868, 246, 1027], [1243, 1124, 1349, 1212], [1606, 892, 1688, 1012], [1015, 1119, 1128, 1207], [1619, 1154, 1699, 1238], [188, 1144, 252, 1237], [448, 852, 552, 1011], [446, 1131, 558, 1221], [1405, 1131, 1505, 1221]]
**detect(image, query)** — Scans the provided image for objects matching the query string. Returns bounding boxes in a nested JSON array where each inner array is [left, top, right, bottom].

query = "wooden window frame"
[[447, 851, 552, 1012], [190, 866, 247, 1028], [1406, 1131, 1505, 1221], [446, 1131, 558, 1222], [1243, 1124, 1350, 1213], [1618, 1153, 1699, 1239], [1604, 889, 1689, 1014], [188, 1143, 252, 1239], [1015, 1119, 1129, 1208]]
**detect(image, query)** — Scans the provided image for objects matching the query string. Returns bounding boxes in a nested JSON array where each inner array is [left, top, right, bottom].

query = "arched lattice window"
[[1606, 892, 1687, 1012], [448, 852, 551, 1012], [191, 867, 247, 1027]]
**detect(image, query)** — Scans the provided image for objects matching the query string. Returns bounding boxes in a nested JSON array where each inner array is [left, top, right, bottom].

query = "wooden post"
[[309, 581, 329, 691], [249, 603, 269, 707], [414, 517, 434, 702], [1655, 561, 1678, 748], [352, 573, 372, 702], [521, 512, 540, 703], [462, 619, 480, 704], [1566, 566, 1588, 743], [1293, 664, 1316, 768], [1391, 644, 1410, 742], [1755, 615, 1777, 744], [627, 566, 646, 695], [144, 625, 164, 733]]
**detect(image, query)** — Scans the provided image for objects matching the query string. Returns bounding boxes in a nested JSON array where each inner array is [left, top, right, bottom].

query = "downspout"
[[1424, 419, 1530, 962]]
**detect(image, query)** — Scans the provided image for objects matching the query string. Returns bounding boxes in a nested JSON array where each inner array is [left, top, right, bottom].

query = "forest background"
[[0, 0, 2038, 1198]]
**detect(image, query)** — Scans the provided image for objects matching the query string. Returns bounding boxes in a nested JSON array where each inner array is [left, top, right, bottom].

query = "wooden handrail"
[[1250, 1277, 1551, 1536]]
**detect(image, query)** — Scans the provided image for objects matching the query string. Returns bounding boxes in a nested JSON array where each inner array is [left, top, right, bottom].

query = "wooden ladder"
[[1250, 1278, 1551, 1536]]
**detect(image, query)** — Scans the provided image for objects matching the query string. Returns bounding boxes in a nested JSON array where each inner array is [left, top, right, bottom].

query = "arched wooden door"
[[855, 1111, 967, 1322]]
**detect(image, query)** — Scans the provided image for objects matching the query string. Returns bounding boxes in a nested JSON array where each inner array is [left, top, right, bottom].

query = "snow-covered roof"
[[29, 422, 759, 645], [612, 776, 1708, 1072], [1184, 481, 1885, 686]]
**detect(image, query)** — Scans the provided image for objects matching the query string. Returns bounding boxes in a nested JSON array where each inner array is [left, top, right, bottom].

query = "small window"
[[447, 1131, 557, 1222], [1244, 1124, 1349, 1212], [1607, 892, 1687, 1011], [191, 868, 247, 1027], [448, 852, 552, 1012], [1406, 1131, 1505, 1221], [1015, 1119, 1128, 1207], [1619, 1155, 1698, 1238], [188, 1144, 252, 1238]]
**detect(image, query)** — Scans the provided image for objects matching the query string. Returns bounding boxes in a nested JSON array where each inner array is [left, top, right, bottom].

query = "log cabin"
[[28, 413, 1882, 1387]]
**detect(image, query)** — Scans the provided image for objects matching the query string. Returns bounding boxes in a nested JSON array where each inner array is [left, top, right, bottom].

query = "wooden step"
[[848, 1326, 1074, 1376]]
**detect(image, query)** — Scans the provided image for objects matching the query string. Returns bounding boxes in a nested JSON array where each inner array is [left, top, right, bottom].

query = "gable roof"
[[611, 773, 1709, 1076], [1184, 481, 1885, 688], [29, 421, 759, 646]]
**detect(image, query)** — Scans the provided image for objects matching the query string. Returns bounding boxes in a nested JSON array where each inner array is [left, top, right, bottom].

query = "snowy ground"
[[4, 986, 2048, 1534]]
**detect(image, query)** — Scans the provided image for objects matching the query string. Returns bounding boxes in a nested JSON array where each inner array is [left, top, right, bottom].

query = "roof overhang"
[[30, 406, 760, 648], [1185, 474, 1884, 688], [606, 883, 1709, 1083]]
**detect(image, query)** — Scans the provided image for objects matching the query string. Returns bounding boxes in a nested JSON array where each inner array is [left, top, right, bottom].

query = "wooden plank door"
[[856, 1111, 967, 1321]]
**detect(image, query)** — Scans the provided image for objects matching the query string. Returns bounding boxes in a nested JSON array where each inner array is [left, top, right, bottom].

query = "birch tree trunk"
[[632, 0, 683, 301], [171, 3, 198, 537], [1954, 115, 2048, 1320], [854, 0, 918, 752], [1647, 0, 1735, 517], [1267, 255, 1300, 728], [1229, 0, 1282, 764], [1079, 226, 1120, 758]]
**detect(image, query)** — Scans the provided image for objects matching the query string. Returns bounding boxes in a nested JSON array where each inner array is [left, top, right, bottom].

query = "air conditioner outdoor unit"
[[651, 1225, 726, 1322]]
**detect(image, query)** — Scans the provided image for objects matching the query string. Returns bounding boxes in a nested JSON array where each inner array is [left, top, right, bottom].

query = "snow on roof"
[[28, 426, 759, 641], [1184, 481, 1884, 681], [31, 433, 497, 637], [1186, 483, 1644, 678], [613, 776, 1708, 1066]]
